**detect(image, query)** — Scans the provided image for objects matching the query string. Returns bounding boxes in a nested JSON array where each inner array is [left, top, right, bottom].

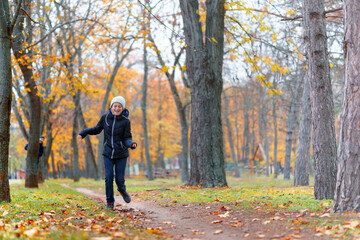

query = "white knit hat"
[[110, 96, 126, 108]]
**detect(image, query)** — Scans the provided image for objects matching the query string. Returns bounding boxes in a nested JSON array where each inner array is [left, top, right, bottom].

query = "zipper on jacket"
[[111, 115, 116, 159]]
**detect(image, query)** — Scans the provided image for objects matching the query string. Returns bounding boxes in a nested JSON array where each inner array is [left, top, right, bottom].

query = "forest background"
[[5, 0, 343, 188]]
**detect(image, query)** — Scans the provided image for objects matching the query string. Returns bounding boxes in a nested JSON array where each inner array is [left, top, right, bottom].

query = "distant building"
[[16, 170, 25, 179]]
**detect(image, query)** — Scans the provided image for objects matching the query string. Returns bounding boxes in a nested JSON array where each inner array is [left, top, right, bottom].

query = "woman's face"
[[111, 102, 123, 116]]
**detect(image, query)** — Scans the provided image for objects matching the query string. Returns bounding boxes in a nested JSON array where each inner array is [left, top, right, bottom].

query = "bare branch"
[[9, 0, 23, 35]]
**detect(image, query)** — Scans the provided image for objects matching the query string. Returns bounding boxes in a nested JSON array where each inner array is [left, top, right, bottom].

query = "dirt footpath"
[[70, 187, 331, 240]]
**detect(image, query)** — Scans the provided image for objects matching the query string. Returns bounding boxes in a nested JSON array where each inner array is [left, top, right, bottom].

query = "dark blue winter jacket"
[[79, 109, 134, 159]]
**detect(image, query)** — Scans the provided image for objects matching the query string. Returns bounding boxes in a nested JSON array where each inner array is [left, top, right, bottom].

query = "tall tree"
[[141, 2, 153, 180], [0, 0, 14, 202], [180, 0, 227, 187], [333, 0, 360, 212], [12, 0, 42, 188], [302, 0, 337, 199]]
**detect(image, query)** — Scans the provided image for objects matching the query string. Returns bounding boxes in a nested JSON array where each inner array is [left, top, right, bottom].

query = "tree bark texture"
[[180, 0, 227, 187], [12, 0, 41, 188], [333, 0, 360, 212], [0, 0, 12, 202], [302, 0, 337, 199], [294, 73, 312, 186]]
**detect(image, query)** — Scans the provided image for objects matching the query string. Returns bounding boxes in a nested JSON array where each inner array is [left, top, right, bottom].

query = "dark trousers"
[[103, 156, 127, 203]]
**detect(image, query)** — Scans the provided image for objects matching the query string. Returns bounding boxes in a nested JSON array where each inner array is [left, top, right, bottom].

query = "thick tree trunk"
[[302, 0, 337, 199], [0, 0, 12, 202], [284, 78, 302, 180], [180, 0, 227, 187], [12, 0, 41, 188], [333, 0, 360, 212], [224, 93, 240, 177], [294, 73, 312, 186]]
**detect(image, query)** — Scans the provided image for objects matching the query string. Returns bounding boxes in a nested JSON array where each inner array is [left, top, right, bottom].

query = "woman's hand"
[[77, 135, 83, 140], [131, 142, 137, 149]]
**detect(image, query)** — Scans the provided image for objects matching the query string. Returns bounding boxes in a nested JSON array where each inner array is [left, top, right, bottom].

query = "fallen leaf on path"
[[263, 220, 271, 225], [146, 228, 161, 235], [192, 230, 205, 235], [214, 230, 223, 235], [257, 234, 265, 238], [244, 233, 250, 237], [219, 211, 230, 218], [211, 220, 222, 224], [220, 206, 231, 211], [289, 234, 301, 238], [320, 213, 331, 218], [251, 218, 260, 222]]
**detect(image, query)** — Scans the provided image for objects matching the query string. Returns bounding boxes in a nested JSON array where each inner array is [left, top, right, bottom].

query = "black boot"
[[119, 190, 131, 203], [106, 202, 114, 209]]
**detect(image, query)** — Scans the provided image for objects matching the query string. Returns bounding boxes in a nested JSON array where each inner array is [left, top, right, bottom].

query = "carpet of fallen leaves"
[[3, 182, 164, 240], [6, 177, 360, 239]]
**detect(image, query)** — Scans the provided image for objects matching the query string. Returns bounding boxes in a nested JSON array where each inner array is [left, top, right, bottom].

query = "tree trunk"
[[142, 35, 153, 180], [156, 79, 165, 169], [0, 0, 12, 202], [224, 92, 240, 177], [333, 0, 360, 212], [72, 93, 80, 182], [284, 78, 302, 180], [302, 0, 337, 199], [51, 151, 57, 179], [12, 0, 41, 188], [294, 73, 312, 186], [180, 0, 227, 187], [272, 91, 279, 178]]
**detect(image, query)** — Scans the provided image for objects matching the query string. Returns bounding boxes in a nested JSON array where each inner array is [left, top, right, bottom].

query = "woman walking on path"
[[77, 96, 137, 209]]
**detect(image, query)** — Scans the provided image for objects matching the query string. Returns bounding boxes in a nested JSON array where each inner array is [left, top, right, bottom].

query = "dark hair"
[[40, 136, 45, 139]]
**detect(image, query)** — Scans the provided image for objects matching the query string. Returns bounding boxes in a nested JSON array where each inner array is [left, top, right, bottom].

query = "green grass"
[[65, 175, 332, 212]]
